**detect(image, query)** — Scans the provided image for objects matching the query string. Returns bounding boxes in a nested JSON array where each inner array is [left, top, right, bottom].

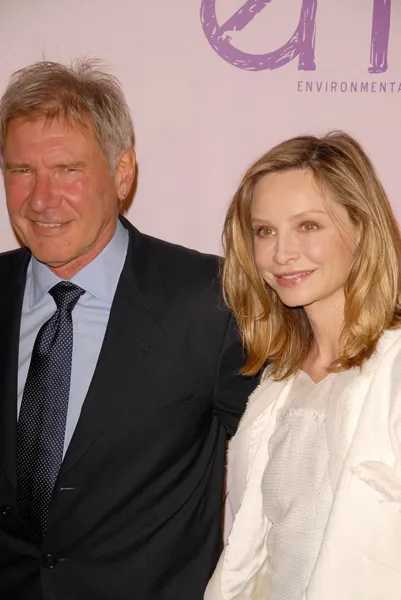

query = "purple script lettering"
[[369, 0, 391, 73], [201, 1, 392, 73], [200, 0, 317, 71]]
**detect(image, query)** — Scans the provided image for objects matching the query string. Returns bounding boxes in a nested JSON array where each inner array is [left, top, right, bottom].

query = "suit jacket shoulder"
[[140, 231, 221, 287], [0, 246, 30, 278], [122, 216, 225, 318]]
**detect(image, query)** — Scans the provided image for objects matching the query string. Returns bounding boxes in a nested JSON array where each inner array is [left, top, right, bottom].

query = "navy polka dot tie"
[[17, 281, 85, 538]]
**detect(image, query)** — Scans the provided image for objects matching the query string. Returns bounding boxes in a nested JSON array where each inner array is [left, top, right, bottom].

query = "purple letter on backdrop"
[[369, 0, 391, 73], [200, 0, 317, 71]]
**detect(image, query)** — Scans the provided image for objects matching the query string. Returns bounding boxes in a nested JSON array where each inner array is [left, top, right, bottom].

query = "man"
[[0, 59, 257, 600]]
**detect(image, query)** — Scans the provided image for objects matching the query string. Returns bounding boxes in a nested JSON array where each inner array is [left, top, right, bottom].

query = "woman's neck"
[[303, 292, 345, 374]]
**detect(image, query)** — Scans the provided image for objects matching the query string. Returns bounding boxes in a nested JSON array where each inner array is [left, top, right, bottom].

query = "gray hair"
[[0, 57, 135, 170]]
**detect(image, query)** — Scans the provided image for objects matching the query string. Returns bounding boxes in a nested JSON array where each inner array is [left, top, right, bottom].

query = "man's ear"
[[115, 148, 136, 199]]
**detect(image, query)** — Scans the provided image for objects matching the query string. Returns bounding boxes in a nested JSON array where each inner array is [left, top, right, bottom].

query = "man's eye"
[[10, 168, 31, 174]]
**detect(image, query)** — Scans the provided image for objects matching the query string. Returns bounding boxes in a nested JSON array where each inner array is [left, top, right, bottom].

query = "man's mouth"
[[35, 222, 62, 228]]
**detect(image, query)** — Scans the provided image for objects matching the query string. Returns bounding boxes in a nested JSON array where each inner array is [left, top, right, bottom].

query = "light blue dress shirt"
[[18, 220, 129, 457]]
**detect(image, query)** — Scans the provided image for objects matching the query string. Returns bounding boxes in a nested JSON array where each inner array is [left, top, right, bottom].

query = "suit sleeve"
[[213, 313, 259, 437]]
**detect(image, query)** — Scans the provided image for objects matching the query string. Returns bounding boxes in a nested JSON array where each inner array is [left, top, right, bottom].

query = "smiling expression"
[[4, 116, 128, 278], [251, 169, 359, 313]]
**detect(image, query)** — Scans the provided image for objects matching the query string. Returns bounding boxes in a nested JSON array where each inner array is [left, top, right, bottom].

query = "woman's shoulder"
[[236, 370, 292, 432], [372, 328, 401, 367]]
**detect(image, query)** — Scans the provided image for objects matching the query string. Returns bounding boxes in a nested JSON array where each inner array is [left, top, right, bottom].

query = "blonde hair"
[[223, 131, 401, 380], [0, 58, 134, 170]]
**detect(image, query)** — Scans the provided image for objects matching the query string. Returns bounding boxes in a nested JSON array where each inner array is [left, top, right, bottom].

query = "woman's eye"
[[253, 226, 275, 237], [299, 221, 319, 232]]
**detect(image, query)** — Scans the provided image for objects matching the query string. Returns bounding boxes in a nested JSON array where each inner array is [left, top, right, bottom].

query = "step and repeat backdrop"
[[0, 0, 399, 255]]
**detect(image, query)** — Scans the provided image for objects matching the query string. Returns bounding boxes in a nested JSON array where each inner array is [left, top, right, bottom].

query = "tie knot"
[[49, 282, 85, 312]]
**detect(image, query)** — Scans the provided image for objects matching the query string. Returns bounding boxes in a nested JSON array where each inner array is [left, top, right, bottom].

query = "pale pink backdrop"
[[0, 0, 400, 256], [0, 0, 399, 539]]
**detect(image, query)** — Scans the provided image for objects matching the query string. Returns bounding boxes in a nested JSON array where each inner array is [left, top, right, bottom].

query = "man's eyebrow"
[[5, 162, 31, 169], [53, 161, 87, 169], [5, 160, 87, 170]]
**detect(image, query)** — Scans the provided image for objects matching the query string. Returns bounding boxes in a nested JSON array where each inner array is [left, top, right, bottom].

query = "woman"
[[205, 132, 401, 600]]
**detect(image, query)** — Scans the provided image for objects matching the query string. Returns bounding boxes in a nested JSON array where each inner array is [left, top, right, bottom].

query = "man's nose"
[[28, 174, 60, 212]]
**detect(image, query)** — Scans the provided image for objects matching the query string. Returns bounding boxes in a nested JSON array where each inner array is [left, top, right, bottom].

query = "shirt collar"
[[29, 220, 129, 308]]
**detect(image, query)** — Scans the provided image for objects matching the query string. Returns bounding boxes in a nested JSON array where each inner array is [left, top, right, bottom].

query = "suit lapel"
[[59, 219, 164, 477], [0, 248, 30, 490]]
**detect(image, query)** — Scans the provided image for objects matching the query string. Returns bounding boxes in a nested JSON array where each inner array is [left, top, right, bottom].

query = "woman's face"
[[251, 169, 359, 314]]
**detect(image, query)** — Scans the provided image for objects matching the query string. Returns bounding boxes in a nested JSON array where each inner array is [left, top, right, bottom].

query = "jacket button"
[[42, 553, 58, 569], [0, 504, 12, 516]]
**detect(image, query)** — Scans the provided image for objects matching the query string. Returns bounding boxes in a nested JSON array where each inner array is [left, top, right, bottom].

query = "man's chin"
[[34, 255, 76, 269], [31, 245, 99, 278]]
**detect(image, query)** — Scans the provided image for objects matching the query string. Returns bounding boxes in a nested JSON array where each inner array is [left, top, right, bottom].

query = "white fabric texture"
[[262, 370, 356, 600]]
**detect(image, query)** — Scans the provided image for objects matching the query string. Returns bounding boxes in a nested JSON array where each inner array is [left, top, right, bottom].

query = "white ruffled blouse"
[[205, 330, 401, 600], [261, 369, 358, 600]]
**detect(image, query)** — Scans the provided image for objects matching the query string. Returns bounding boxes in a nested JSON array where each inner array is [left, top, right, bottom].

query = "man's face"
[[4, 116, 125, 277]]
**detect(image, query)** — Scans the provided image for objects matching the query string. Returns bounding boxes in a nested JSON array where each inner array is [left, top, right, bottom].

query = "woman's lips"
[[274, 270, 314, 287]]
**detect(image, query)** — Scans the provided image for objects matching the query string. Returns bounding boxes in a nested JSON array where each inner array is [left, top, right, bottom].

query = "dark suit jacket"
[[0, 217, 257, 600]]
